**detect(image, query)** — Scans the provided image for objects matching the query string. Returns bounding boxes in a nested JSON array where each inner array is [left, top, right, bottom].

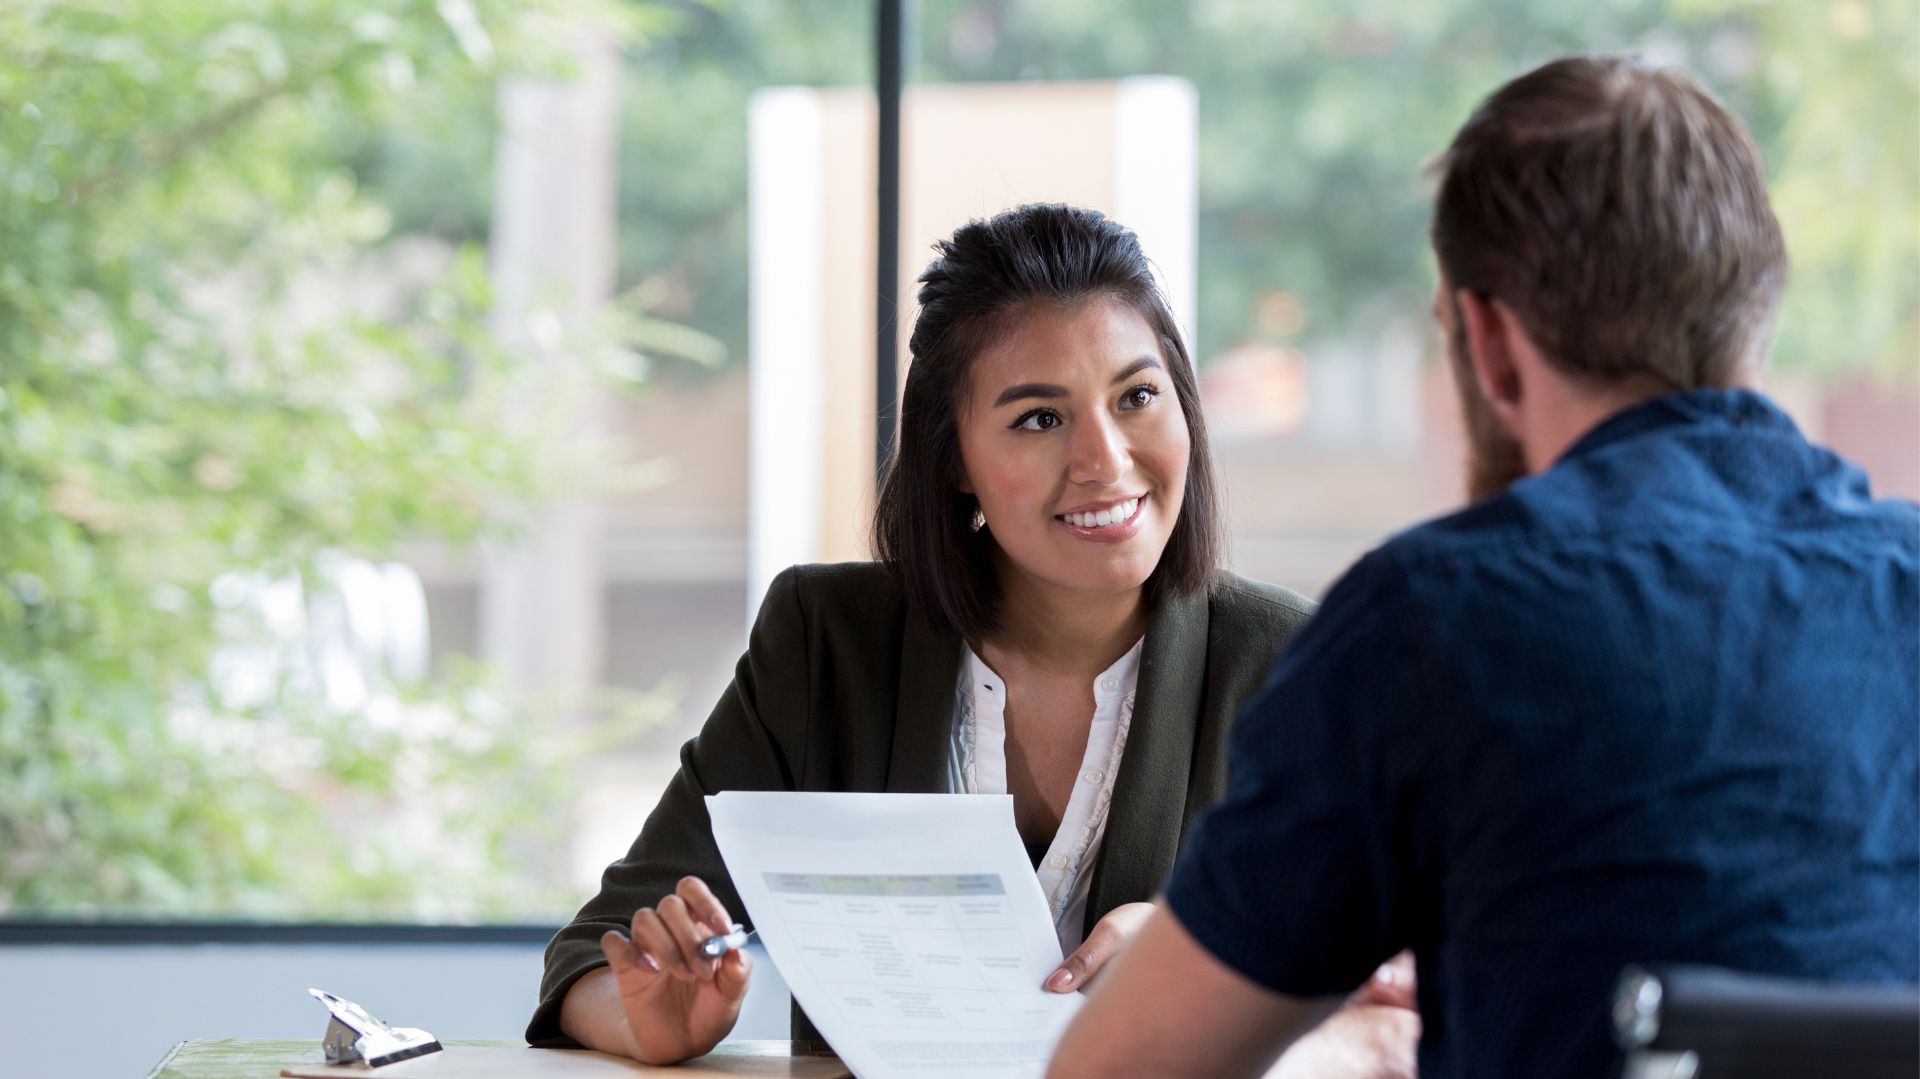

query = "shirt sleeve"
[[1163, 550, 1434, 997], [524, 566, 815, 1047]]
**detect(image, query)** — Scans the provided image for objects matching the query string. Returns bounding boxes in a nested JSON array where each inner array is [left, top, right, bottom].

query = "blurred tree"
[[360, 0, 1911, 376], [914, 0, 1917, 372], [1714, 0, 1919, 375], [0, 0, 650, 920], [353, 0, 871, 373]]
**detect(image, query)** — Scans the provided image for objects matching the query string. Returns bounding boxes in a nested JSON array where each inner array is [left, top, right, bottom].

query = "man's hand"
[[1265, 1002, 1420, 1079], [593, 876, 752, 1064], [1354, 951, 1417, 1011], [1043, 901, 1155, 993], [1266, 952, 1420, 1079], [1047, 905, 1344, 1079]]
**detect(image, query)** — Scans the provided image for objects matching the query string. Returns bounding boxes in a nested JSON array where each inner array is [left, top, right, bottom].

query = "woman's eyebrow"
[[991, 357, 1164, 409], [993, 382, 1065, 407], [1110, 356, 1163, 383]]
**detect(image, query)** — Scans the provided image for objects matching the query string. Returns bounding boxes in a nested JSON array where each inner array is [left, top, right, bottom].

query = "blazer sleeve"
[[525, 566, 815, 1047]]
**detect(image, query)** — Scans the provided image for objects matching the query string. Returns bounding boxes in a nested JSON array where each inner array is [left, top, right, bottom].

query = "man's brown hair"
[[1431, 55, 1789, 390]]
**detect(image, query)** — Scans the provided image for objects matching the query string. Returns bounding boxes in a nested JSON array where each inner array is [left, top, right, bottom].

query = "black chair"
[[1614, 964, 1920, 1079]]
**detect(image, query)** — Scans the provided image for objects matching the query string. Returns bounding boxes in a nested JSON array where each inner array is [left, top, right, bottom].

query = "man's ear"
[[1455, 289, 1523, 426]]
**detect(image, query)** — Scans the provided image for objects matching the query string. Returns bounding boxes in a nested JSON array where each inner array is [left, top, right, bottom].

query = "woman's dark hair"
[[871, 203, 1223, 641]]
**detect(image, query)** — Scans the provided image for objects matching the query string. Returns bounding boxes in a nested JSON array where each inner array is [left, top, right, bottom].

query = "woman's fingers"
[[658, 894, 719, 981], [674, 876, 736, 938], [673, 876, 753, 1002], [1044, 901, 1155, 992], [629, 907, 694, 981], [622, 878, 739, 990], [600, 929, 662, 994], [1044, 943, 1094, 992], [601, 900, 751, 1064], [713, 945, 754, 1002]]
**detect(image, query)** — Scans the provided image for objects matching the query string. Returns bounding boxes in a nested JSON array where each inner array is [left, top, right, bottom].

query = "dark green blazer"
[[528, 561, 1314, 1046]]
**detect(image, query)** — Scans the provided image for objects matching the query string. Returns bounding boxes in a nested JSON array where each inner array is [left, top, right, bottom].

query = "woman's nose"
[[1068, 415, 1130, 486]]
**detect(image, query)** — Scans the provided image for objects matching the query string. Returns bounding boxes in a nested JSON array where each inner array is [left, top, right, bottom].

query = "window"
[[4, 0, 1911, 926]]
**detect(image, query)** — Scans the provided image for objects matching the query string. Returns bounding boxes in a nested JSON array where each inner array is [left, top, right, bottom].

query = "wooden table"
[[145, 1041, 851, 1079]]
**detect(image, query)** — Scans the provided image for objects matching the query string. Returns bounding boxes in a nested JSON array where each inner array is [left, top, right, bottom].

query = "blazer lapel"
[[1086, 588, 1211, 927], [886, 604, 962, 792]]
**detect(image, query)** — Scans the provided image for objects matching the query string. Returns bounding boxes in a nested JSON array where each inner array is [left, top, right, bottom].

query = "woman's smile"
[[1057, 494, 1148, 542]]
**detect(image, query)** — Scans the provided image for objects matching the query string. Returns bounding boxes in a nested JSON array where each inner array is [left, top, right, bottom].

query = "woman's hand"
[[596, 876, 753, 1064], [1042, 901, 1156, 993]]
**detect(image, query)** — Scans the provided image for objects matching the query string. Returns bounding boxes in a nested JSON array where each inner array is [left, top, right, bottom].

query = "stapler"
[[308, 988, 443, 1067]]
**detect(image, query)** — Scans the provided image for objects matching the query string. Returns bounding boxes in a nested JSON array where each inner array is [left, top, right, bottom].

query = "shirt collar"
[[1555, 388, 1798, 468], [1093, 638, 1145, 704], [962, 635, 1144, 707]]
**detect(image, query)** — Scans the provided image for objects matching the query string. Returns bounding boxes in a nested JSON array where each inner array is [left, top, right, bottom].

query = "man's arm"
[[1047, 904, 1341, 1079], [1051, 554, 1431, 1078]]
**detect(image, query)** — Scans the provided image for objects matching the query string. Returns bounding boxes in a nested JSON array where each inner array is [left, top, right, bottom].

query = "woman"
[[528, 204, 1317, 1063]]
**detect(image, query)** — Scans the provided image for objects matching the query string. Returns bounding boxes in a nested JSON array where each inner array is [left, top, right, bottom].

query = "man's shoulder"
[[1377, 462, 1614, 563], [1380, 447, 1920, 579], [1358, 479, 1668, 624]]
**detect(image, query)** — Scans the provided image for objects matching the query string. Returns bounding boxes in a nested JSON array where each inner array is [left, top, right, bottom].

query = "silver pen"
[[699, 923, 756, 958]]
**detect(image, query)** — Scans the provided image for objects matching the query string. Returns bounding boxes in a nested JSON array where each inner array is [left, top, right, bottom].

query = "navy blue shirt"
[[1165, 389, 1919, 1078]]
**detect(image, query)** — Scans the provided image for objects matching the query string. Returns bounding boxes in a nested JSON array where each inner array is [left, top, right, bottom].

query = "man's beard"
[[1447, 319, 1528, 501]]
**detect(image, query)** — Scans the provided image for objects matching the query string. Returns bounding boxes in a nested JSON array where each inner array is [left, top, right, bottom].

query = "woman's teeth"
[[1062, 498, 1140, 529]]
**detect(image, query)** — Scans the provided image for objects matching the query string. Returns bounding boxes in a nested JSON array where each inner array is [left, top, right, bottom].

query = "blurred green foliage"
[[965, 0, 1918, 372], [362, 0, 1913, 375], [0, 0, 649, 921]]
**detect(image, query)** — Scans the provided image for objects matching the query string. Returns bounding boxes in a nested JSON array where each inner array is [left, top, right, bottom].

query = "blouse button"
[[1051, 853, 1070, 869], [1100, 676, 1119, 692], [1081, 768, 1105, 785]]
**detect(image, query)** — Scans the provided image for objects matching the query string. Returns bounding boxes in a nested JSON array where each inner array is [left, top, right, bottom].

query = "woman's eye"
[[1012, 409, 1061, 431], [1121, 385, 1161, 410]]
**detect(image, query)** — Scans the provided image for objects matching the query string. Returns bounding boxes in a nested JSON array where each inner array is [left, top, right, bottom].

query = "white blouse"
[[945, 638, 1143, 955]]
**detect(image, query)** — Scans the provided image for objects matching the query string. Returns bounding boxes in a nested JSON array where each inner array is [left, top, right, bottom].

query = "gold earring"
[[969, 507, 987, 533]]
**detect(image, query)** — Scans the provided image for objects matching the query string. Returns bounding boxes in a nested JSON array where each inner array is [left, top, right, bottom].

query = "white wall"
[[0, 940, 790, 1079]]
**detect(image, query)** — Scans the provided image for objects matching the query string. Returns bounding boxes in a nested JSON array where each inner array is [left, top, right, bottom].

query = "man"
[[1049, 56, 1919, 1079]]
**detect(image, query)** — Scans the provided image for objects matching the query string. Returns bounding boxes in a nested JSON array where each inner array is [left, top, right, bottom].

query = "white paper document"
[[706, 792, 1084, 1079]]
